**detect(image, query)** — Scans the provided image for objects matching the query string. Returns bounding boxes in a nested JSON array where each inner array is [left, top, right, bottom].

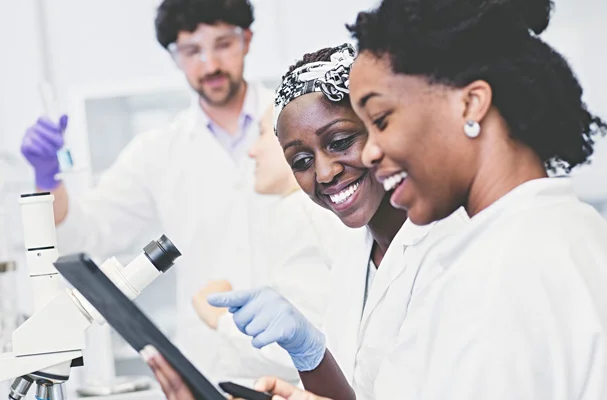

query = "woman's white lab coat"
[[374, 178, 607, 399], [323, 208, 469, 400], [54, 82, 275, 379], [211, 190, 351, 386]]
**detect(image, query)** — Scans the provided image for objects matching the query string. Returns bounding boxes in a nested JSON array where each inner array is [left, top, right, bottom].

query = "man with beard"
[[19, 0, 275, 382]]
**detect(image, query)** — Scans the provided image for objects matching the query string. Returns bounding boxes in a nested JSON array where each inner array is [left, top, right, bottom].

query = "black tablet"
[[54, 253, 270, 400]]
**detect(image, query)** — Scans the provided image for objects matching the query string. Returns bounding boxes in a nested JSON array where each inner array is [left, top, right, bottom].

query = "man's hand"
[[192, 280, 233, 329]]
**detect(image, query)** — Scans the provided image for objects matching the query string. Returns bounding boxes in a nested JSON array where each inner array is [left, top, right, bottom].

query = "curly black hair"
[[285, 46, 345, 76], [155, 0, 254, 49], [348, 0, 607, 173]]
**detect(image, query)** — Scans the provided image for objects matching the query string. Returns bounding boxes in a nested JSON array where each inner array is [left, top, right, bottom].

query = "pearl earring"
[[464, 120, 481, 138]]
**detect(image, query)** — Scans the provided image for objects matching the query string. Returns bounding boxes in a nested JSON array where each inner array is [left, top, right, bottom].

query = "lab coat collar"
[[186, 80, 262, 141], [359, 219, 432, 329], [437, 177, 575, 268], [399, 218, 437, 247]]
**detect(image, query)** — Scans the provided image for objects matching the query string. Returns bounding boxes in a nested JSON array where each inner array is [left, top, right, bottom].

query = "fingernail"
[[59, 115, 69, 129], [139, 350, 149, 362], [253, 380, 266, 391], [139, 346, 151, 362], [140, 345, 159, 362]]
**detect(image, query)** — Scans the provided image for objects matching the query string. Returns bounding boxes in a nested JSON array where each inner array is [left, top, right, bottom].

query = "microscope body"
[[0, 193, 180, 399]]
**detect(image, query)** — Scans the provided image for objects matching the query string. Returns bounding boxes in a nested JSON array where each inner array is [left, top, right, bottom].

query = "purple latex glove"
[[21, 115, 68, 190]]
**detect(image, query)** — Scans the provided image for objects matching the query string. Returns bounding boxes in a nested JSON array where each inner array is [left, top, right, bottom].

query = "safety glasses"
[[168, 27, 245, 68]]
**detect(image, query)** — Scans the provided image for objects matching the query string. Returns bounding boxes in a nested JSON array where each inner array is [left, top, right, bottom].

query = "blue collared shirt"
[[207, 113, 254, 162], [195, 83, 260, 163]]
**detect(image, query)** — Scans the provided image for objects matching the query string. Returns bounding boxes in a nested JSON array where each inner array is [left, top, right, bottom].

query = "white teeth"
[[329, 180, 361, 205], [383, 171, 408, 191]]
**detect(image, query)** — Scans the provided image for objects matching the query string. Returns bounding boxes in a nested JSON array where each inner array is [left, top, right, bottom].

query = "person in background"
[[19, 0, 275, 382], [191, 106, 348, 387]]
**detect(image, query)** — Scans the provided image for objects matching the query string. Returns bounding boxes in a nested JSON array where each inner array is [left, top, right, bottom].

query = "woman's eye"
[[291, 155, 313, 171], [373, 114, 389, 130], [328, 136, 357, 152]]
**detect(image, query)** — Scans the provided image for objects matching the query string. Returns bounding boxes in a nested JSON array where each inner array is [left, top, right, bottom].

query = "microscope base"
[[0, 350, 81, 382]]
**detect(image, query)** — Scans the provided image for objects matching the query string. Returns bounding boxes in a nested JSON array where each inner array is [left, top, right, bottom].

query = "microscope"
[[0, 192, 181, 399]]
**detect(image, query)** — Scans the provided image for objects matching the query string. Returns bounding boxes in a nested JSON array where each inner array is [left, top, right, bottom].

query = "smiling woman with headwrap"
[[142, 42, 467, 400], [206, 43, 466, 400]]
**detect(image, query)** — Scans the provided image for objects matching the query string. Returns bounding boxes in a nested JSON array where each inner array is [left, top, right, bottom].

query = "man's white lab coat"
[[323, 209, 469, 400], [55, 82, 275, 380], [211, 190, 352, 386], [375, 178, 607, 400]]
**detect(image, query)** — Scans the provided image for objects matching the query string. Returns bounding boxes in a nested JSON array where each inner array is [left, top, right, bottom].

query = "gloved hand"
[[207, 287, 326, 372], [21, 115, 68, 190]]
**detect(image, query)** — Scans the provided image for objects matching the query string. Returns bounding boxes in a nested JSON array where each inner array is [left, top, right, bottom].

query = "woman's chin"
[[338, 209, 372, 229]]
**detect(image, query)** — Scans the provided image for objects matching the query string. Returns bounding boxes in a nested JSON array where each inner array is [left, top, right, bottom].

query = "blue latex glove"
[[21, 115, 68, 190], [207, 287, 326, 371]]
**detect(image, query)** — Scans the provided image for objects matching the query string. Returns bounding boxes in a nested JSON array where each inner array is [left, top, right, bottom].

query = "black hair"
[[155, 0, 254, 49], [348, 0, 607, 173], [286, 46, 344, 76]]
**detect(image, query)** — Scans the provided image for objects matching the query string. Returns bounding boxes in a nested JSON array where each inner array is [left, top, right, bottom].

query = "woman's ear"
[[461, 80, 493, 123]]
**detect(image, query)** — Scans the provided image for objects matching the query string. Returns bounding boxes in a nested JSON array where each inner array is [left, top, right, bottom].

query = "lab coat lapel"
[[325, 228, 373, 382], [358, 220, 435, 335], [358, 245, 405, 332]]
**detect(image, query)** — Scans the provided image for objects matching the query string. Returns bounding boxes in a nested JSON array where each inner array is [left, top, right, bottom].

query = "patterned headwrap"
[[274, 43, 357, 133]]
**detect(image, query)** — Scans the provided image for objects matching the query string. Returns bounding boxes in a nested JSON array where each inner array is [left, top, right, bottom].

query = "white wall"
[[542, 0, 607, 202], [42, 0, 184, 104], [0, 0, 44, 159]]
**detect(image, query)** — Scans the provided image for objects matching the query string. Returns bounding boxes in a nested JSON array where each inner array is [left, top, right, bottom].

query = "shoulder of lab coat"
[[55, 115, 186, 257], [376, 178, 607, 399]]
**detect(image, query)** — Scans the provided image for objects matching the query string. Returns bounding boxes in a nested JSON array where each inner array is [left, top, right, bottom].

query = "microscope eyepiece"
[[143, 235, 181, 273]]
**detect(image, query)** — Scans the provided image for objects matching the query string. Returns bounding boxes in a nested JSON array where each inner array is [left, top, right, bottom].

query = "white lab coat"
[[374, 178, 607, 400], [55, 81, 276, 380], [323, 209, 469, 400], [211, 190, 351, 387]]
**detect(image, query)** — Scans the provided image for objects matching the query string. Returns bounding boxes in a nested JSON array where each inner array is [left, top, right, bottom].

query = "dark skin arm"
[[299, 350, 356, 400]]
